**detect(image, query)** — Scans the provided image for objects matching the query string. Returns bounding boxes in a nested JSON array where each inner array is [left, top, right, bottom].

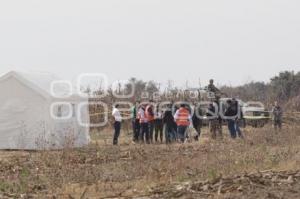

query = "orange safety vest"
[[176, 108, 190, 126], [145, 105, 154, 121]]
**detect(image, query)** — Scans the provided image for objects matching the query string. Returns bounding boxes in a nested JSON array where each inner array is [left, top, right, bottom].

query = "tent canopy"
[[0, 71, 90, 150], [0, 71, 86, 100]]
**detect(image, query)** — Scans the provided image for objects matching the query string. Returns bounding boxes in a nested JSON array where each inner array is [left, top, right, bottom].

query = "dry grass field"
[[0, 120, 300, 199]]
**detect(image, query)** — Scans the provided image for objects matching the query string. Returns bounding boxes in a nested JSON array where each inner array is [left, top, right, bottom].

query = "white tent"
[[0, 71, 90, 150]]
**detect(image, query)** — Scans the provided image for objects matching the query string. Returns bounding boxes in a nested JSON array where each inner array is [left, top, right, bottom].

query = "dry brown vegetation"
[[0, 121, 300, 199]]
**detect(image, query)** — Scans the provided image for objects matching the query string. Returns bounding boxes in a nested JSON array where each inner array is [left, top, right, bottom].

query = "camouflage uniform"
[[207, 81, 225, 139], [209, 118, 223, 139], [272, 105, 283, 130], [208, 83, 221, 93], [207, 83, 222, 100]]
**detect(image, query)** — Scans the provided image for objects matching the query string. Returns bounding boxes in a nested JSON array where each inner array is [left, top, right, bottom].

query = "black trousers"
[[154, 119, 163, 142], [165, 124, 176, 144], [274, 119, 282, 130], [148, 121, 154, 142], [132, 119, 140, 142], [140, 123, 150, 144], [113, 121, 121, 145]]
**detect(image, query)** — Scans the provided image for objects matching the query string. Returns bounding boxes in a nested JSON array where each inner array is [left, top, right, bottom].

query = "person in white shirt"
[[112, 104, 122, 145]]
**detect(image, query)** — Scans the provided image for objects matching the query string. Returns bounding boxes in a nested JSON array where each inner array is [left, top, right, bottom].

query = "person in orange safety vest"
[[174, 104, 192, 143]]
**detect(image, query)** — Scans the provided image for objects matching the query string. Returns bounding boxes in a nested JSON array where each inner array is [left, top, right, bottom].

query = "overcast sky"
[[0, 0, 299, 88]]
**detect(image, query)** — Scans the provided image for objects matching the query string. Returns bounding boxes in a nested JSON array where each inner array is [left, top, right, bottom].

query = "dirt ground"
[[0, 123, 300, 199]]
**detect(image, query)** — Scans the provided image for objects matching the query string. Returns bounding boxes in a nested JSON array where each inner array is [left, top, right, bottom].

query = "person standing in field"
[[207, 102, 223, 139], [174, 104, 192, 143], [233, 98, 244, 138], [138, 104, 150, 144], [112, 104, 122, 145], [131, 101, 140, 143], [145, 101, 155, 143], [192, 104, 203, 141], [225, 99, 238, 139], [154, 104, 164, 143], [163, 104, 177, 144], [272, 101, 283, 130], [207, 79, 224, 100]]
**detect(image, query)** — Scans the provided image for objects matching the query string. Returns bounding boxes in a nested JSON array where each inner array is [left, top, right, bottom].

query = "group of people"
[[131, 102, 199, 144], [111, 79, 283, 145], [207, 98, 244, 140], [112, 99, 243, 145]]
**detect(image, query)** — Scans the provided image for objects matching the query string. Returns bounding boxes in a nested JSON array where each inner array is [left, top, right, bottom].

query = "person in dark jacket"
[[131, 101, 140, 142], [233, 99, 243, 138], [224, 99, 238, 139], [163, 104, 177, 144], [272, 101, 283, 130], [192, 104, 203, 141], [154, 104, 164, 143]]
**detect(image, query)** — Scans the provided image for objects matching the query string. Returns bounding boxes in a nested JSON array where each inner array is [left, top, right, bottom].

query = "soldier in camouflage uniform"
[[207, 80, 225, 139], [272, 101, 283, 130], [207, 79, 224, 100]]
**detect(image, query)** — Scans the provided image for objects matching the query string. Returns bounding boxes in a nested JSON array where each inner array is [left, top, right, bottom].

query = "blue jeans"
[[235, 120, 243, 137], [165, 124, 176, 144], [227, 120, 236, 139], [140, 123, 150, 144], [154, 119, 163, 142], [148, 121, 154, 142], [177, 126, 188, 143], [113, 121, 121, 145]]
